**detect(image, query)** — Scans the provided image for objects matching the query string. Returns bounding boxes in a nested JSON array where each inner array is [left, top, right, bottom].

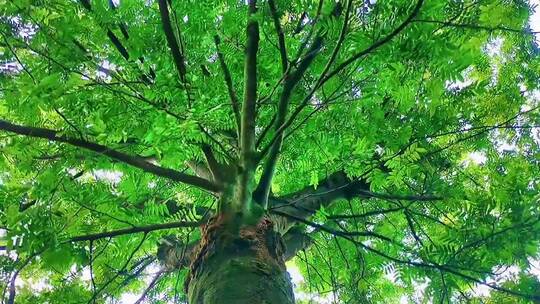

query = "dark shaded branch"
[[355, 190, 442, 202], [201, 144, 222, 181], [69, 220, 201, 242], [404, 210, 423, 245], [214, 35, 242, 134], [282, 228, 313, 260], [0, 119, 220, 192], [79, 0, 91, 10], [116, 256, 157, 290], [292, 0, 324, 63], [77, 0, 130, 60], [269, 171, 369, 232], [106, 29, 129, 60], [157, 0, 187, 82], [269, 170, 441, 233], [268, 0, 288, 73]]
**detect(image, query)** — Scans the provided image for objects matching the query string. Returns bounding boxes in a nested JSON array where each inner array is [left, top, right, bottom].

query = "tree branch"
[[412, 19, 540, 35], [201, 144, 222, 182], [268, 171, 368, 232], [6, 251, 42, 304], [156, 0, 192, 102], [241, 0, 259, 160], [273, 210, 398, 245], [255, 36, 323, 206], [157, 0, 187, 82], [259, 0, 352, 159], [214, 35, 242, 134], [237, 0, 260, 211], [88, 234, 147, 303], [269, 170, 442, 233], [0, 119, 221, 192], [133, 269, 167, 304], [355, 190, 442, 202], [324, 0, 424, 82], [78, 0, 130, 60], [106, 29, 130, 60], [268, 0, 288, 74], [265, 0, 424, 147], [69, 221, 201, 242]]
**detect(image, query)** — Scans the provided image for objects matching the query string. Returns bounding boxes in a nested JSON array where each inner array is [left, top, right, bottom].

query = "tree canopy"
[[1, 0, 540, 303]]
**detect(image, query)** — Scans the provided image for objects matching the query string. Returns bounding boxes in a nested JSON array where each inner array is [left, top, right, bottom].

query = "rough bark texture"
[[185, 215, 295, 304]]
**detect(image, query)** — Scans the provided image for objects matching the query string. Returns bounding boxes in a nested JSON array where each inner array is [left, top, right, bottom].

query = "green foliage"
[[0, 0, 540, 303]]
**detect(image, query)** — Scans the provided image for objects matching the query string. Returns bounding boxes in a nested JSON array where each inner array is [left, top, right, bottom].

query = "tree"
[[0, 0, 539, 303]]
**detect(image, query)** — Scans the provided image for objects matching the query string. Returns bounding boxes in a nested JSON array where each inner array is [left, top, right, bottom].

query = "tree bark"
[[185, 215, 295, 304]]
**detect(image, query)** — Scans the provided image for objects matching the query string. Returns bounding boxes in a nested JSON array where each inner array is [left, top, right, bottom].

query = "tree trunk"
[[185, 215, 295, 304]]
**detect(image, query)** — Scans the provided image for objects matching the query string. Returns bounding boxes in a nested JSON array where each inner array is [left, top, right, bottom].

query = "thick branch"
[[241, 0, 260, 160], [282, 227, 313, 260], [270, 171, 364, 214], [106, 29, 130, 60], [237, 0, 260, 211], [0, 120, 220, 192], [268, 0, 288, 73], [6, 252, 41, 304], [157, 0, 187, 81]]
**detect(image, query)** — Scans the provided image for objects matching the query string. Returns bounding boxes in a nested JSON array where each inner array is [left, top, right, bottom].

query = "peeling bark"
[[185, 215, 295, 304]]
